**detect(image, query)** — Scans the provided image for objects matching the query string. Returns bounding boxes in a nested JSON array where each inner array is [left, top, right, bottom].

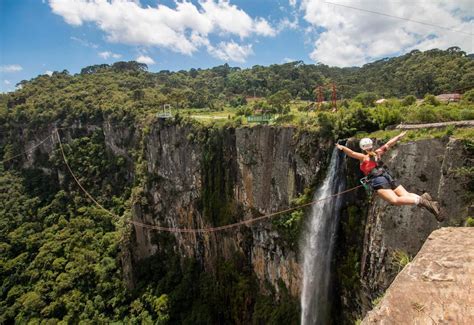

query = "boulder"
[[362, 227, 474, 324]]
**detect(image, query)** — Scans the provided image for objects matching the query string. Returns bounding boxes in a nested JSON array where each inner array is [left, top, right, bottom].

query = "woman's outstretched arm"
[[383, 131, 407, 150], [336, 143, 366, 160]]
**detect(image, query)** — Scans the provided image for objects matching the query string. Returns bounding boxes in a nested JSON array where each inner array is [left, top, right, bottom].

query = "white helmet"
[[359, 138, 373, 150]]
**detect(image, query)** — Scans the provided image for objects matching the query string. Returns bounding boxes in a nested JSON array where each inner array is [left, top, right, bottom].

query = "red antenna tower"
[[317, 86, 324, 110], [315, 83, 338, 111], [331, 83, 337, 112]]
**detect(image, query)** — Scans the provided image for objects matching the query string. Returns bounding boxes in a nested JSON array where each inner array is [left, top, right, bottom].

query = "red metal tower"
[[316, 86, 324, 110], [331, 83, 337, 112], [315, 83, 338, 111]]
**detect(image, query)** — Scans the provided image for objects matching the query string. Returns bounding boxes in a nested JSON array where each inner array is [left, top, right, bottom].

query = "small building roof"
[[435, 93, 461, 101]]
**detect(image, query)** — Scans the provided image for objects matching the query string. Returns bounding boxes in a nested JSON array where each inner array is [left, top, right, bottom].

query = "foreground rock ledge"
[[362, 227, 474, 324]]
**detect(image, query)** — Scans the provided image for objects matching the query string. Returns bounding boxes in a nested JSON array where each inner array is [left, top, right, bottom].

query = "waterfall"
[[300, 148, 346, 325]]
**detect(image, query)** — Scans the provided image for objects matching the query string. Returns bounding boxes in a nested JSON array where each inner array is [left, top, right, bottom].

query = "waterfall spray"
[[300, 149, 346, 325]]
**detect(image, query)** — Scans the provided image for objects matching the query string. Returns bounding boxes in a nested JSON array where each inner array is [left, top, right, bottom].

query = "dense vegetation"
[[0, 127, 301, 323], [0, 48, 473, 323], [2, 47, 472, 123]]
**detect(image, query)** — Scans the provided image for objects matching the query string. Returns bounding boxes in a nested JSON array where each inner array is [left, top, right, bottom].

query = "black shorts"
[[370, 174, 399, 190]]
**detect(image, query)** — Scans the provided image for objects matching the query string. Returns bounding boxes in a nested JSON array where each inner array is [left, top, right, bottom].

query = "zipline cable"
[[324, 1, 473, 36], [1, 133, 54, 164], [56, 129, 118, 220], [56, 129, 363, 233], [127, 185, 362, 233]]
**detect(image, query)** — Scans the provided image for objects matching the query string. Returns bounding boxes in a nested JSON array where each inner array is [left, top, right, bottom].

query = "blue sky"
[[1, 0, 472, 92]]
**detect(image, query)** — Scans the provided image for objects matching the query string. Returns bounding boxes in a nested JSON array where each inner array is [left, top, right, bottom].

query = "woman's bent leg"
[[382, 187, 441, 219], [377, 189, 417, 205], [394, 185, 419, 200]]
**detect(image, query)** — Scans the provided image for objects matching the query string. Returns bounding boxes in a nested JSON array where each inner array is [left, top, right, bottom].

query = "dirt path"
[[395, 120, 474, 129]]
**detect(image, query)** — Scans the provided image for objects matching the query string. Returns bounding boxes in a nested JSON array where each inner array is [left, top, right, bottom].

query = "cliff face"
[[8, 120, 472, 320], [357, 137, 473, 313], [127, 121, 330, 296]]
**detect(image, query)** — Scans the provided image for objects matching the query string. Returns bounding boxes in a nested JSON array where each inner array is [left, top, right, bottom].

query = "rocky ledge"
[[362, 227, 474, 324]]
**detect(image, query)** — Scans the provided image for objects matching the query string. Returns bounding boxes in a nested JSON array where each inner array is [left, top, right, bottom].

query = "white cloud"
[[136, 55, 156, 65], [208, 41, 253, 62], [4, 80, 11, 85], [254, 17, 277, 36], [0, 64, 23, 72], [278, 17, 299, 31], [283, 57, 296, 63], [49, 0, 277, 56], [70, 36, 98, 48], [45, 70, 54, 76], [301, 0, 474, 67], [99, 51, 122, 59]]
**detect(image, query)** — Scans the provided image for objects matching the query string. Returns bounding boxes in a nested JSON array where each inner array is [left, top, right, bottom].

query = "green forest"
[[0, 48, 473, 323]]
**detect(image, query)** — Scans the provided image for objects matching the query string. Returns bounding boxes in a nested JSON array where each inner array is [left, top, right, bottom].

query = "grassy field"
[[172, 100, 321, 127]]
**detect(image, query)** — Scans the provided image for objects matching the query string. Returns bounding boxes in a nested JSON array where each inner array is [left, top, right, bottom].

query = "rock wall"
[[128, 121, 331, 296]]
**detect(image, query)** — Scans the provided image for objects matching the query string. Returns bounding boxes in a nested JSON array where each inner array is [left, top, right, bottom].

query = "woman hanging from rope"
[[336, 131, 443, 221]]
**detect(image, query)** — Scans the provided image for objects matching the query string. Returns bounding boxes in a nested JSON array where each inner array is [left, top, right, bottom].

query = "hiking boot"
[[421, 193, 433, 201], [435, 212, 445, 222], [419, 197, 442, 221]]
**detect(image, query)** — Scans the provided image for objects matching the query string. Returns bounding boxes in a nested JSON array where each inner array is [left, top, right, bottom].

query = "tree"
[[112, 61, 148, 72], [354, 92, 378, 107], [80, 64, 110, 74], [268, 90, 292, 114]]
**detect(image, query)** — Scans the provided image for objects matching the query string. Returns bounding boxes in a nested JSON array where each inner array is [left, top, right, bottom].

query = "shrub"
[[423, 94, 440, 106], [465, 217, 474, 227], [371, 294, 384, 307], [401, 95, 417, 106], [460, 109, 474, 120], [392, 249, 411, 271], [463, 89, 474, 103], [235, 106, 253, 116], [354, 92, 378, 107], [337, 106, 378, 137], [370, 106, 402, 129], [445, 125, 455, 136], [406, 105, 437, 123], [229, 96, 247, 107], [316, 112, 335, 138]]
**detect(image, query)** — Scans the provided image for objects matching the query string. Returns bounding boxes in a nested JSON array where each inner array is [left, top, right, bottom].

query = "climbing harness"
[[359, 176, 372, 194]]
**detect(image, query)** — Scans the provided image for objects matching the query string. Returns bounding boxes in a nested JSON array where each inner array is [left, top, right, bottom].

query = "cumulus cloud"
[[4, 80, 11, 85], [136, 55, 156, 65], [98, 51, 122, 59], [45, 70, 54, 76], [0, 64, 23, 72], [301, 0, 474, 66], [208, 41, 253, 62], [49, 0, 276, 60]]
